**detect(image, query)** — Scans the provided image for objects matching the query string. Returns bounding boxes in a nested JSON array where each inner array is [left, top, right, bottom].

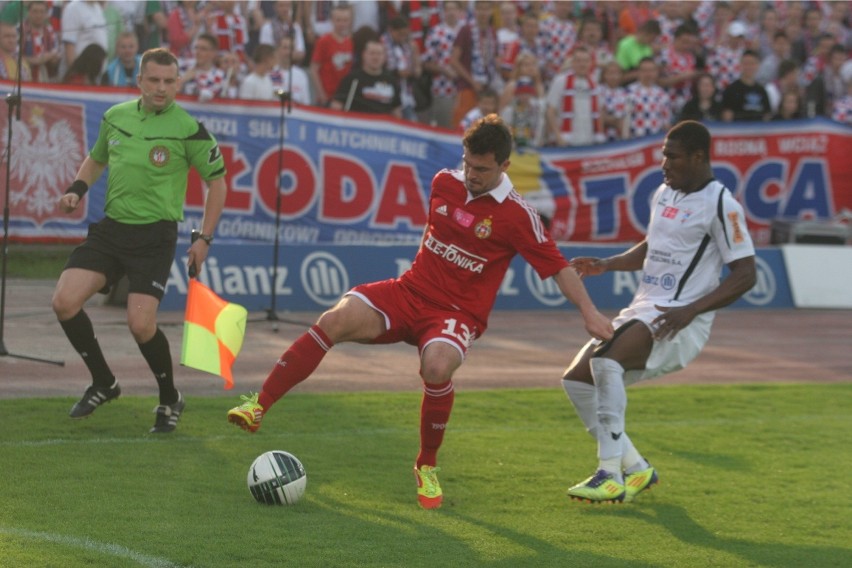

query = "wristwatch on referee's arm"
[[191, 229, 213, 245]]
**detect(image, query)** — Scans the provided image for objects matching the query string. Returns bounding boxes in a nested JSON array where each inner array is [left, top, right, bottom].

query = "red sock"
[[416, 380, 455, 468], [258, 325, 333, 410]]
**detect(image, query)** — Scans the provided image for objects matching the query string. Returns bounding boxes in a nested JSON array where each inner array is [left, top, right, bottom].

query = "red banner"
[[539, 120, 852, 246]]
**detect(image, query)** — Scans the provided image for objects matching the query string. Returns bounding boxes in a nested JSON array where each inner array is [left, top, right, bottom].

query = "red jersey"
[[400, 169, 568, 329], [311, 33, 353, 99]]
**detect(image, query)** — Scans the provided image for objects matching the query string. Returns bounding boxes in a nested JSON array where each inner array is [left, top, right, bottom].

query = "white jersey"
[[632, 180, 755, 310]]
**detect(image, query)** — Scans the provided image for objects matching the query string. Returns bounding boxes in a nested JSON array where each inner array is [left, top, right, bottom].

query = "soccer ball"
[[247, 450, 307, 505]]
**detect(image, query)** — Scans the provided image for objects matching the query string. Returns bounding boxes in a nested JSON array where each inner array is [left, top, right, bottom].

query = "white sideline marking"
[[0, 526, 184, 568], [0, 435, 238, 448]]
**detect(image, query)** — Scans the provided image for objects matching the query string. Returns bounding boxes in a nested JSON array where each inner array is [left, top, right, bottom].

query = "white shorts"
[[587, 303, 715, 386]]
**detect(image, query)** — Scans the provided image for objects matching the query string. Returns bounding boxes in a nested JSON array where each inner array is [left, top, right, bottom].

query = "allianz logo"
[[525, 265, 567, 307], [742, 255, 776, 306], [171, 252, 350, 307], [300, 251, 350, 306]]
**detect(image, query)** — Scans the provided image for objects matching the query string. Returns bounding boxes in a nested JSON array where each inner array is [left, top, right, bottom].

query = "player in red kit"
[[227, 114, 614, 508]]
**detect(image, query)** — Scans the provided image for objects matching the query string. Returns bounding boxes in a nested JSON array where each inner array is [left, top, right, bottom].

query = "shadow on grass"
[[303, 490, 641, 568], [591, 502, 849, 567], [442, 509, 658, 567]]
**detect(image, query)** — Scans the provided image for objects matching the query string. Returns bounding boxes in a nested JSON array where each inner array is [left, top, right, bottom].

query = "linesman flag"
[[181, 279, 248, 389]]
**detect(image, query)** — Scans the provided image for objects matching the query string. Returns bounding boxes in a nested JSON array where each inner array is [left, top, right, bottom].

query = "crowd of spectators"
[[2, 0, 852, 144]]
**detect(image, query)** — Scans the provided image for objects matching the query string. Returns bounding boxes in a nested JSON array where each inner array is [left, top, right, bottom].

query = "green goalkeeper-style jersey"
[[90, 98, 226, 224]]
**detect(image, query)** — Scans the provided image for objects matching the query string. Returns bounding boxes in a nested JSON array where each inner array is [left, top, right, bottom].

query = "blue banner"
[[160, 244, 793, 312]]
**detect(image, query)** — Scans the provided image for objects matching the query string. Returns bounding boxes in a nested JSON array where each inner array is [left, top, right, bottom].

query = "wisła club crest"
[[474, 218, 492, 239]]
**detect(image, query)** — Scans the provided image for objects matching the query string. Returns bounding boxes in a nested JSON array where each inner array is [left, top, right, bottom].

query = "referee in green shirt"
[[53, 48, 227, 433]]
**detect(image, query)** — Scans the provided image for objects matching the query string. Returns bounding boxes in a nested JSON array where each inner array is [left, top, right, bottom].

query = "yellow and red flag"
[[181, 279, 248, 389]]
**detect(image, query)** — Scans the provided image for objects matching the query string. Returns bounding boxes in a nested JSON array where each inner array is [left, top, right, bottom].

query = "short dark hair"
[[639, 19, 661, 36], [141, 48, 178, 71], [674, 23, 698, 38], [578, 17, 602, 35], [777, 59, 799, 79], [388, 16, 409, 30], [196, 33, 219, 50], [252, 43, 276, 64], [667, 120, 711, 161], [478, 87, 499, 101], [691, 71, 716, 94], [463, 114, 513, 165]]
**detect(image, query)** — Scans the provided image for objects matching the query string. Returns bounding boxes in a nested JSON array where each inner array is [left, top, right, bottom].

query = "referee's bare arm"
[[58, 156, 107, 214], [198, 176, 227, 238], [187, 176, 228, 271]]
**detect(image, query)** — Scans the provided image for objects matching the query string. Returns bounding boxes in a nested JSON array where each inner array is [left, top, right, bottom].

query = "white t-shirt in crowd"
[[239, 72, 277, 101]]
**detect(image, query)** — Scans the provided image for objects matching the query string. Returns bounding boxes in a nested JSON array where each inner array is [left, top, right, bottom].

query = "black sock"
[[59, 310, 115, 388], [138, 327, 177, 405]]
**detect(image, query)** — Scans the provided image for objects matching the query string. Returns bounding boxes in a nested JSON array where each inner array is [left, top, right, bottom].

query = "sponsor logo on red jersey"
[[424, 234, 486, 272], [453, 208, 474, 227]]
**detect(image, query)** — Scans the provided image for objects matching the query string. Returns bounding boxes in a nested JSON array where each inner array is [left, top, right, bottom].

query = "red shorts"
[[347, 279, 483, 360]]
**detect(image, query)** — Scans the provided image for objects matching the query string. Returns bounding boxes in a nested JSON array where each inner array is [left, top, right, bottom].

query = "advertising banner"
[[2, 83, 851, 247], [159, 243, 793, 312], [541, 120, 852, 246]]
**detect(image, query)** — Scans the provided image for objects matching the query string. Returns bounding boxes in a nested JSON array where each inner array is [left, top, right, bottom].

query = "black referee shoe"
[[150, 392, 185, 434], [69, 383, 121, 419]]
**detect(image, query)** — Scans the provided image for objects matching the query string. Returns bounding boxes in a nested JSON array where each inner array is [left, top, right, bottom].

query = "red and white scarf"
[[469, 19, 496, 86], [560, 73, 602, 136], [407, 0, 441, 52], [210, 10, 247, 62]]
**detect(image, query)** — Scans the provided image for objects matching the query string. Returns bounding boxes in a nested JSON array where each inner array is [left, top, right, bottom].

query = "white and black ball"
[[247, 450, 307, 505]]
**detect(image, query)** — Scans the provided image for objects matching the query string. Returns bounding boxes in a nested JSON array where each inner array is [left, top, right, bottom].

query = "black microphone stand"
[[261, 88, 291, 332], [0, 3, 64, 365], [251, 6, 310, 332]]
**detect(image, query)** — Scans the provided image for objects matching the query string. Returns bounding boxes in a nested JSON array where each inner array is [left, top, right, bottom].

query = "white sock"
[[621, 433, 649, 474], [561, 379, 598, 438], [564, 377, 647, 475], [591, 357, 627, 482]]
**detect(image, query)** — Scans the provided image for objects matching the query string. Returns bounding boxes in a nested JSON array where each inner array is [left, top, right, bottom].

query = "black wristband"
[[64, 180, 89, 198]]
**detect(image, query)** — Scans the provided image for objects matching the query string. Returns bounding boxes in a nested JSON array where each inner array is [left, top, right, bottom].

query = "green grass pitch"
[[1, 384, 850, 567]]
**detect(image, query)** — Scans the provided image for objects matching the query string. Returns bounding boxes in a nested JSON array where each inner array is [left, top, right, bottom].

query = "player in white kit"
[[561, 120, 757, 503]]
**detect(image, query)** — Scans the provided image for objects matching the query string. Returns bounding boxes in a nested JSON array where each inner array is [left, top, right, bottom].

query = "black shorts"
[[64, 217, 178, 300]]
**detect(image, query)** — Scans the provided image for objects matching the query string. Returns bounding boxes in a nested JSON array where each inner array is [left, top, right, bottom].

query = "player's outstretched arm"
[[571, 240, 648, 277], [553, 266, 614, 342], [569, 257, 605, 278]]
